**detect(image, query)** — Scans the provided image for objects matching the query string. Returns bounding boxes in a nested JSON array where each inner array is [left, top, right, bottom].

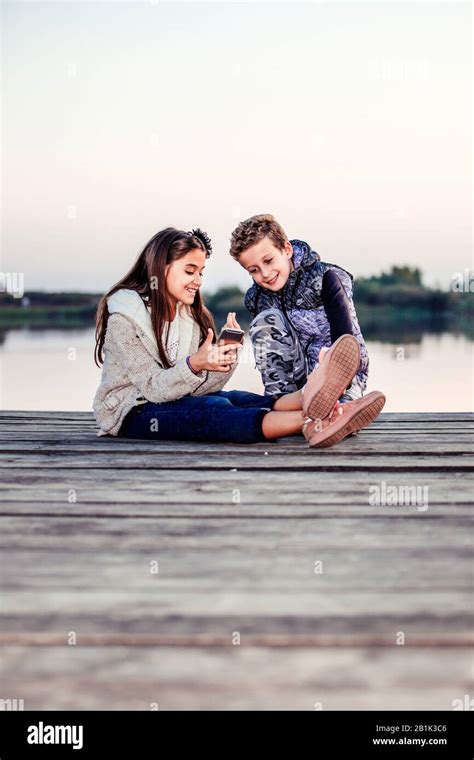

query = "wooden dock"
[[0, 410, 472, 710]]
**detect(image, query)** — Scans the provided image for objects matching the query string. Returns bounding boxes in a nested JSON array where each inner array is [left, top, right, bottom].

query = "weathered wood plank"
[[0, 432, 474, 456], [0, 451, 471, 472], [0, 466, 470, 489], [0, 478, 470, 514], [1, 585, 472, 624], [0, 515, 471, 549], [0, 470, 473, 519], [2, 431, 473, 448], [1, 632, 472, 647], [1, 547, 472, 590], [1, 589, 472, 638], [1, 439, 472, 461], [0, 503, 471, 518], [0, 454, 472, 469], [1, 645, 470, 709]]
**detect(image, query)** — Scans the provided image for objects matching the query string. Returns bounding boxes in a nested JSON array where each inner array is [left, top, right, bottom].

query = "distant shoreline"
[[0, 266, 472, 339]]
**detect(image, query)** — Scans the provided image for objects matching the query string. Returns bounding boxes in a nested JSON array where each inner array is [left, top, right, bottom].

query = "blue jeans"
[[118, 390, 277, 444]]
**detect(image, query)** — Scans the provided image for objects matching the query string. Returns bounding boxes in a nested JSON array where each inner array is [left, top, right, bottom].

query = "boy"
[[229, 213, 369, 405]]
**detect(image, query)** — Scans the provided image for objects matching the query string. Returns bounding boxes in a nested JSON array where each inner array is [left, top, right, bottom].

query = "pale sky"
[[2, 0, 472, 294]]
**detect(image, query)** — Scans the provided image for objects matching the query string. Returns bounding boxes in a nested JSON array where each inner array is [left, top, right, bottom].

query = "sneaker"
[[303, 391, 386, 449], [302, 334, 361, 420]]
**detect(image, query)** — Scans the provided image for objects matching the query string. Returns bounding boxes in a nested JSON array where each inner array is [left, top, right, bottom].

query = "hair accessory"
[[189, 228, 212, 256]]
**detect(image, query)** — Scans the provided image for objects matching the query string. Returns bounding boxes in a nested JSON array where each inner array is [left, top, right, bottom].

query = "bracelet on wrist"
[[186, 355, 201, 375]]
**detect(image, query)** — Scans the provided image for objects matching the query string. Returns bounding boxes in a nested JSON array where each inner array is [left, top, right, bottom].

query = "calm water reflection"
[[0, 328, 472, 412]]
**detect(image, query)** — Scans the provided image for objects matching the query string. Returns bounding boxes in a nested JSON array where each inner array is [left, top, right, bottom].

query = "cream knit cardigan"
[[93, 288, 238, 437]]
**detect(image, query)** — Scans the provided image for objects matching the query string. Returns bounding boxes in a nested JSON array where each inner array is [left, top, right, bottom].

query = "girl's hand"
[[224, 311, 241, 331], [188, 329, 239, 373]]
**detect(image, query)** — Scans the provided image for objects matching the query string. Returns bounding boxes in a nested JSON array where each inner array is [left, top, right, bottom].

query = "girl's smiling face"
[[239, 236, 294, 291], [165, 248, 206, 307]]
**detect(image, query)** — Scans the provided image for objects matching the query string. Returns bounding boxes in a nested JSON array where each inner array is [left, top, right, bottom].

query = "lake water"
[[0, 328, 472, 413]]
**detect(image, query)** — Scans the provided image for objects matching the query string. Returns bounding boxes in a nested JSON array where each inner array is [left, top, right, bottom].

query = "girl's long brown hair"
[[94, 227, 217, 368]]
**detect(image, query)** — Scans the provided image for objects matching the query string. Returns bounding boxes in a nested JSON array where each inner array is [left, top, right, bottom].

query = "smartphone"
[[217, 327, 245, 345]]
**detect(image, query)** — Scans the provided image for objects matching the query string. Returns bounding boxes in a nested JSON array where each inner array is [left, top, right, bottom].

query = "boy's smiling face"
[[239, 236, 294, 292]]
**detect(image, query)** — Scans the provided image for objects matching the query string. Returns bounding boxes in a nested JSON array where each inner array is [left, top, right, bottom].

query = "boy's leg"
[[338, 375, 365, 403], [249, 308, 307, 397], [205, 391, 307, 439], [317, 346, 364, 405]]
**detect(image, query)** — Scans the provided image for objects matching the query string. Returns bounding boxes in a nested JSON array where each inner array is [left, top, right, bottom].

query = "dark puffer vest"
[[244, 239, 369, 393]]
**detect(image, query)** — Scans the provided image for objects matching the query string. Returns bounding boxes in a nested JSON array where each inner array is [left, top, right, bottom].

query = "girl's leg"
[[261, 410, 306, 439], [212, 388, 304, 412], [211, 389, 276, 409], [272, 390, 303, 411], [119, 394, 281, 444], [200, 392, 308, 439]]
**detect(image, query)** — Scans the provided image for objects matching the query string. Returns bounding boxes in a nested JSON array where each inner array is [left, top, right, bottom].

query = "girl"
[[93, 227, 385, 447]]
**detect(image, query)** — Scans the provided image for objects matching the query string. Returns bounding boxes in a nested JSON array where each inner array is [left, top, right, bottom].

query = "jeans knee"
[[196, 394, 234, 409]]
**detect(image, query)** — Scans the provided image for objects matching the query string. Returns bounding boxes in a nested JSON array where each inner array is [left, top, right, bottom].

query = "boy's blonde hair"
[[230, 214, 288, 260]]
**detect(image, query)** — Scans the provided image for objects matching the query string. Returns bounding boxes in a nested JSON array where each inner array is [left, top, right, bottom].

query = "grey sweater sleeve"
[[105, 315, 210, 403], [106, 314, 237, 403]]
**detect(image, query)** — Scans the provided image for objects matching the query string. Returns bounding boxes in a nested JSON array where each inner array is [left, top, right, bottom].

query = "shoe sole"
[[304, 335, 361, 420], [308, 391, 386, 448]]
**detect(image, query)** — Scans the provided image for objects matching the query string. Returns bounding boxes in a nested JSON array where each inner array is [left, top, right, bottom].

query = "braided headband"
[[188, 228, 212, 256]]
